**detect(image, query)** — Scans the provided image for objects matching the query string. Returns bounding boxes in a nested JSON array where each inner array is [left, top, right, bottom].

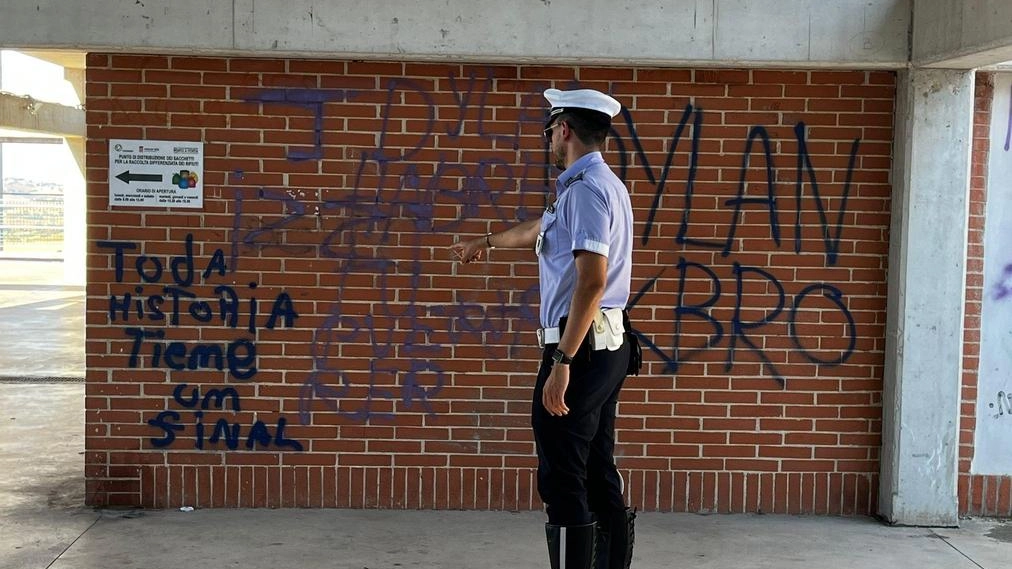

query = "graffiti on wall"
[[973, 73, 1012, 475], [989, 391, 1012, 419], [1005, 86, 1012, 152], [105, 69, 876, 445], [98, 234, 303, 450], [622, 105, 859, 384], [222, 71, 866, 424]]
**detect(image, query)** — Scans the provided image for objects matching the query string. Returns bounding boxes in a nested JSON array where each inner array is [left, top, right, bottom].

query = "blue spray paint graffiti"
[[992, 264, 1012, 300], [99, 234, 303, 450], [232, 75, 552, 422], [225, 72, 866, 422]]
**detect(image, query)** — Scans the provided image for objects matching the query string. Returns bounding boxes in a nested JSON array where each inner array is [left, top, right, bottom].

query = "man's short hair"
[[554, 109, 611, 146]]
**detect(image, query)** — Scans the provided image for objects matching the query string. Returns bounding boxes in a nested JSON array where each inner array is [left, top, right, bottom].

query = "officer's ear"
[[559, 120, 570, 140]]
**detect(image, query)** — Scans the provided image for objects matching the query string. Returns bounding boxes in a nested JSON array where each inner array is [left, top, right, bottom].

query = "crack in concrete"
[[44, 514, 101, 569], [929, 529, 986, 569]]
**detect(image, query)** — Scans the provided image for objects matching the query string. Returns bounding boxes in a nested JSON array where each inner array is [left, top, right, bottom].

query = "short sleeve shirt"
[[537, 151, 634, 328]]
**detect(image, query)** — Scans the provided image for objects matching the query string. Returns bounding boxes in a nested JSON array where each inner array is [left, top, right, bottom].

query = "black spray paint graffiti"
[[98, 234, 303, 451], [989, 391, 1012, 419], [627, 259, 856, 386], [625, 104, 860, 384], [633, 106, 857, 265], [230, 72, 863, 421]]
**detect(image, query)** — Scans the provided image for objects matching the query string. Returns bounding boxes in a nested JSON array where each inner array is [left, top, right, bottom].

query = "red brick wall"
[[84, 55, 894, 513], [959, 73, 1012, 517]]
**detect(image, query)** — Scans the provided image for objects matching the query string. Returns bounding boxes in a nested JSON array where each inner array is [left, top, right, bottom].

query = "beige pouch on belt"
[[590, 308, 625, 351]]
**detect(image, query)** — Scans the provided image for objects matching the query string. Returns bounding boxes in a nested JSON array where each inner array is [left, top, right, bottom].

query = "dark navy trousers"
[[532, 334, 631, 526]]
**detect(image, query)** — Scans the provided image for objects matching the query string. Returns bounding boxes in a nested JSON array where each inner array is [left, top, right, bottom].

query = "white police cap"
[[544, 88, 622, 123]]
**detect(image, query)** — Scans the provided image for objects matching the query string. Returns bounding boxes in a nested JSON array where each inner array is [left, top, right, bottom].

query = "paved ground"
[[1, 260, 1011, 568], [0, 259, 84, 378], [1, 386, 1009, 569]]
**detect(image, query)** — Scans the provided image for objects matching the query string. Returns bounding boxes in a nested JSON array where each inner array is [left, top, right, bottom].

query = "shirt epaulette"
[[563, 171, 586, 188]]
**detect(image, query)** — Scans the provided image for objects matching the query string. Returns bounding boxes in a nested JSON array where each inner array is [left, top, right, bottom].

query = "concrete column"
[[62, 136, 85, 285], [880, 68, 975, 526], [64, 67, 84, 103], [62, 60, 86, 285], [0, 142, 4, 252], [0, 54, 4, 253]]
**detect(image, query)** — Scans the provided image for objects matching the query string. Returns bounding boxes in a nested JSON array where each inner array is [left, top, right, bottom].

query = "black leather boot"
[[545, 522, 596, 569], [594, 508, 636, 569], [594, 519, 612, 569]]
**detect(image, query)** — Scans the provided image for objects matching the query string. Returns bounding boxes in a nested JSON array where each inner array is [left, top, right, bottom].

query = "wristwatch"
[[551, 348, 573, 365]]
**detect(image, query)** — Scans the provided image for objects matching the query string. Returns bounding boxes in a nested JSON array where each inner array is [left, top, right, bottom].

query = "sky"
[[1, 50, 82, 187]]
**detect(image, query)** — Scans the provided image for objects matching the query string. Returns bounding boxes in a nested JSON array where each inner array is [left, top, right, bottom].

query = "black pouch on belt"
[[622, 311, 643, 376]]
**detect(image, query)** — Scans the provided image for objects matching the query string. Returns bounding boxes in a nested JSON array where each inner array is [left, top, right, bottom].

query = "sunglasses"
[[543, 122, 562, 141]]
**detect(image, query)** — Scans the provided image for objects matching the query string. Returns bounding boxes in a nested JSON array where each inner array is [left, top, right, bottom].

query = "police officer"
[[451, 88, 639, 569]]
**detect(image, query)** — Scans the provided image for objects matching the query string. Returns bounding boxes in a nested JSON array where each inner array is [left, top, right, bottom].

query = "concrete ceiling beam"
[[0, 91, 84, 138]]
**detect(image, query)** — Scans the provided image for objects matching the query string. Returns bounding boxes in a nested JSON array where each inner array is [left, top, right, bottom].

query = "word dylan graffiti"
[[98, 234, 303, 450], [226, 73, 863, 426]]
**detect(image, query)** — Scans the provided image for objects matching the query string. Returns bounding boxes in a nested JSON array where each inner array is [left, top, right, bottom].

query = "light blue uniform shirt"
[[537, 151, 633, 329]]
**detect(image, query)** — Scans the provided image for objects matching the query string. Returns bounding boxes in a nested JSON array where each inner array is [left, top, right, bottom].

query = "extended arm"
[[450, 218, 540, 263]]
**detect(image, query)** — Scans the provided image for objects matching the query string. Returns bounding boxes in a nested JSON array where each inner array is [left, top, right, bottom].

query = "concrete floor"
[[1, 261, 1011, 568], [0, 259, 84, 378], [1, 385, 1009, 569]]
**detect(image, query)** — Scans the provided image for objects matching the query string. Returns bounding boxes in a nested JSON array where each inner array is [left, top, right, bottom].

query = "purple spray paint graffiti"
[[1005, 87, 1012, 152]]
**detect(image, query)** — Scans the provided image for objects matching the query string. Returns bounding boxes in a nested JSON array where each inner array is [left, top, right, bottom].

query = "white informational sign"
[[108, 139, 204, 208], [973, 74, 1012, 475]]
